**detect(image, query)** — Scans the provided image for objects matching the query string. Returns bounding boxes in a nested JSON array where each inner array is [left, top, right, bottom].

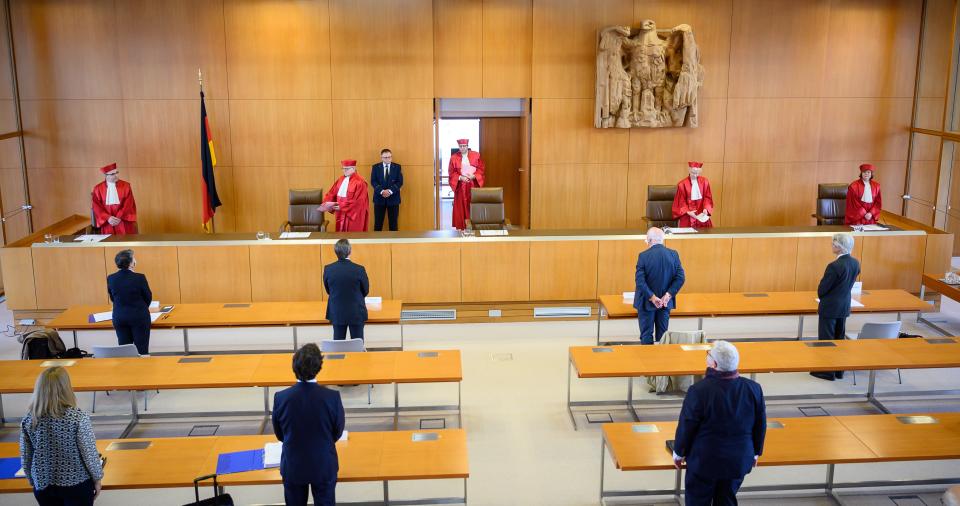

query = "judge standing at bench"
[[370, 148, 403, 231], [448, 139, 485, 230], [319, 160, 369, 232], [672, 161, 714, 229], [92, 163, 138, 234], [634, 227, 685, 344], [323, 239, 369, 341], [107, 249, 152, 355]]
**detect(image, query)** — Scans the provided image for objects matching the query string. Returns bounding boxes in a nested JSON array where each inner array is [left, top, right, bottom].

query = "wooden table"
[[600, 413, 960, 503], [46, 300, 405, 352], [597, 289, 932, 343], [0, 429, 469, 505], [0, 350, 462, 436], [567, 338, 960, 429], [920, 273, 960, 336]]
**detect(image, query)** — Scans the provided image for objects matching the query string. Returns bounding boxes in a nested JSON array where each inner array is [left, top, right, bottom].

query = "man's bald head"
[[646, 227, 665, 245]]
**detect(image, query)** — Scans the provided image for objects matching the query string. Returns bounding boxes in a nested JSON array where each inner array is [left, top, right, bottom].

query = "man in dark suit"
[[370, 148, 403, 231], [634, 227, 685, 344], [323, 239, 370, 341], [811, 233, 861, 381], [273, 343, 345, 506], [106, 249, 153, 355], [673, 340, 766, 506]]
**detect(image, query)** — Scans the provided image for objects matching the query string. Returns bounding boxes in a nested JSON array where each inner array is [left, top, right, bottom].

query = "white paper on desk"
[[89, 311, 112, 323], [815, 298, 864, 308], [263, 442, 282, 468], [622, 291, 635, 301], [339, 430, 348, 442], [365, 296, 383, 304], [15, 467, 24, 478], [149, 301, 160, 309], [479, 229, 508, 236], [149, 312, 165, 322], [279, 232, 311, 239], [851, 282, 862, 294], [665, 227, 698, 234], [856, 224, 889, 231], [74, 234, 111, 243]]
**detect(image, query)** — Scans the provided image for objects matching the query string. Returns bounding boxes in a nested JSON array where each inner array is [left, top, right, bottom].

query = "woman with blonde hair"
[[19, 366, 103, 505]]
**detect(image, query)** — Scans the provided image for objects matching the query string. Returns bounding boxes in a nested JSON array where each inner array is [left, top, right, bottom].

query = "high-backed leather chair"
[[643, 185, 679, 228], [280, 189, 328, 233], [466, 187, 510, 230], [815, 183, 847, 225]]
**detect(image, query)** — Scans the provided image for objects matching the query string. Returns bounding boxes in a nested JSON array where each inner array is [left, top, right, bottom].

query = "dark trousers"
[[818, 315, 847, 377], [332, 323, 364, 341], [114, 317, 150, 355], [34, 479, 95, 506], [374, 204, 399, 231], [638, 309, 671, 345], [283, 479, 336, 506], [684, 472, 743, 506]]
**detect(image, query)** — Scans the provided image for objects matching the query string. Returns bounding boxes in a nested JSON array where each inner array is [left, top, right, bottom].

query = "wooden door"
[[479, 117, 523, 226]]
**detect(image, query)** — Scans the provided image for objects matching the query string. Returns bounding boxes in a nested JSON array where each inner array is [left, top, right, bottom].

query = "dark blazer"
[[633, 244, 685, 312], [106, 269, 152, 323], [272, 382, 345, 485], [323, 258, 370, 325], [370, 162, 403, 206], [674, 374, 766, 480], [817, 254, 861, 319]]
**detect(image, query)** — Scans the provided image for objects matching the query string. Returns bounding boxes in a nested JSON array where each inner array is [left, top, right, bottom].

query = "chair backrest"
[[816, 183, 847, 225], [645, 185, 679, 228], [662, 330, 706, 345], [91, 344, 140, 358], [943, 485, 960, 506], [469, 187, 506, 230], [288, 189, 326, 231], [856, 321, 902, 340], [320, 338, 365, 353]]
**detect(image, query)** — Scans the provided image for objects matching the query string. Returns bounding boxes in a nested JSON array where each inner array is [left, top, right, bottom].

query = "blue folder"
[[0, 457, 22, 480], [215, 449, 264, 475]]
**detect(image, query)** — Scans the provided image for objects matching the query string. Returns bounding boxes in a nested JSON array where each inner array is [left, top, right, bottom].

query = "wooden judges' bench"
[[1, 213, 950, 317]]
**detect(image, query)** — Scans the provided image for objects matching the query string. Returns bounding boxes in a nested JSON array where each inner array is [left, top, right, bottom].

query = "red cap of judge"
[[341, 159, 357, 168], [456, 139, 469, 145], [859, 163, 875, 172], [100, 163, 117, 174], [687, 161, 703, 168]]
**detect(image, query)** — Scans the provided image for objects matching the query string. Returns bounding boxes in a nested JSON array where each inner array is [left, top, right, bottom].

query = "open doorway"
[[435, 99, 530, 230]]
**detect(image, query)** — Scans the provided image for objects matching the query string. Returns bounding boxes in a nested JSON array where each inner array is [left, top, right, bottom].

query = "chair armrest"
[[641, 216, 652, 224], [465, 219, 474, 230], [279, 221, 291, 234], [320, 220, 328, 232]]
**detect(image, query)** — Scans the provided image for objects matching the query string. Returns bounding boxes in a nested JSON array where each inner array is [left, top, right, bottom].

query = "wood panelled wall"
[[9, 0, 922, 233]]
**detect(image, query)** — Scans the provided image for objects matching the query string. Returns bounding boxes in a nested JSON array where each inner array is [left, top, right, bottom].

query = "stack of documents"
[[74, 234, 111, 243], [218, 432, 350, 475], [279, 232, 311, 239], [664, 227, 697, 234]]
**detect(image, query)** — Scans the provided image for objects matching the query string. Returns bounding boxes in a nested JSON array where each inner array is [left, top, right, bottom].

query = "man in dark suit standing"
[[634, 227, 685, 344], [323, 239, 370, 341], [370, 148, 403, 231], [811, 233, 861, 381], [106, 249, 153, 355], [673, 340, 766, 505], [273, 343, 345, 506]]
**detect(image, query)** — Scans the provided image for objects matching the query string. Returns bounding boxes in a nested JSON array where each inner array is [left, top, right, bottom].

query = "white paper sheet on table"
[[279, 232, 311, 239], [479, 230, 508, 236], [856, 224, 888, 231], [74, 234, 111, 243], [815, 298, 864, 307], [665, 227, 698, 234]]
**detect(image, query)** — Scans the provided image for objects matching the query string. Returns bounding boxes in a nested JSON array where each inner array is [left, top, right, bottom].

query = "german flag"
[[200, 90, 221, 232]]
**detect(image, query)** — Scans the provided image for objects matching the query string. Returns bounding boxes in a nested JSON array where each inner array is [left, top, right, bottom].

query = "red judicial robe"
[[845, 179, 882, 225], [672, 176, 713, 228], [92, 180, 137, 235], [448, 151, 485, 230], [323, 175, 370, 232]]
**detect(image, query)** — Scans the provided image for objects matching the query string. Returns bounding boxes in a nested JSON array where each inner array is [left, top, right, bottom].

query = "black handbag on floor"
[[184, 474, 234, 506]]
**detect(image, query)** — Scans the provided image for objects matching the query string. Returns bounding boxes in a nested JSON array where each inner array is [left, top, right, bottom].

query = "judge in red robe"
[[320, 159, 370, 232], [672, 161, 714, 228], [448, 138, 485, 230], [845, 163, 882, 226], [92, 163, 138, 234]]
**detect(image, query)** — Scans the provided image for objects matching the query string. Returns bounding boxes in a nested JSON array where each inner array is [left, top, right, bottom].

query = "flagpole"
[[199, 68, 216, 234]]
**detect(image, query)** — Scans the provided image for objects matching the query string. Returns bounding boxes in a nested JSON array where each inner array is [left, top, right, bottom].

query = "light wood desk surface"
[[0, 350, 462, 394], [601, 414, 959, 472], [46, 300, 403, 330], [922, 274, 960, 301], [599, 290, 931, 319], [0, 429, 469, 493], [570, 338, 960, 378]]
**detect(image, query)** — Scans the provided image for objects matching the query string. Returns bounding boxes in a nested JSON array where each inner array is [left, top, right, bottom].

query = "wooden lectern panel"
[[320, 243, 393, 299], [860, 235, 925, 291], [0, 247, 36, 310], [596, 240, 646, 296], [392, 243, 461, 303], [729, 237, 799, 292], [33, 247, 108, 308], [461, 241, 530, 302], [177, 246, 252, 303], [102, 246, 181, 304], [530, 240, 598, 300], [249, 244, 323, 302], [671, 238, 732, 293], [794, 236, 864, 290]]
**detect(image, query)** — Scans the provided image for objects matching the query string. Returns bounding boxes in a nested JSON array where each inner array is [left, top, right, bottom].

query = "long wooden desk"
[[0, 350, 462, 435], [0, 430, 469, 505], [598, 289, 932, 343], [46, 300, 405, 352], [567, 338, 960, 428], [920, 273, 960, 336], [600, 414, 960, 503]]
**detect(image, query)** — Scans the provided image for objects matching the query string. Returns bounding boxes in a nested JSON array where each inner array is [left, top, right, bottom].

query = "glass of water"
[[256, 231, 267, 240]]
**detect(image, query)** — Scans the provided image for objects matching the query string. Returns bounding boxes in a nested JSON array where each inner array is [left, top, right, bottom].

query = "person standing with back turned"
[[634, 227, 686, 344], [106, 249, 152, 355], [323, 239, 370, 341], [811, 233, 860, 381]]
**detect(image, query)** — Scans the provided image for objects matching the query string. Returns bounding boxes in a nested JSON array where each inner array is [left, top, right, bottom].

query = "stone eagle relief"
[[595, 20, 704, 129]]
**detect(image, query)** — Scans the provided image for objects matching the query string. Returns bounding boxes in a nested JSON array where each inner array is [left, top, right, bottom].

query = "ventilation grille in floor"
[[534, 306, 592, 318], [401, 309, 457, 321]]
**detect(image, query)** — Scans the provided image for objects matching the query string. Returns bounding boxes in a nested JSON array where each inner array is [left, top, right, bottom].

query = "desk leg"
[[400, 323, 404, 350], [596, 307, 602, 345], [464, 477, 468, 505], [72, 330, 78, 348], [824, 463, 843, 505], [599, 439, 605, 505], [567, 359, 577, 431], [119, 391, 139, 439], [627, 377, 639, 422], [674, 467, 683, 505], [383, 481, 390, 505], [0, 393, 5, 424], [458, 381, 462, 428], [865, 370, 890, 414], [183, 329, 190, 355], [697, 317, 704, 331], [292, 327, 298, 351], [797, 315, 804, 339], [393, 383, 399, 431], [897, 312, 902, 322]]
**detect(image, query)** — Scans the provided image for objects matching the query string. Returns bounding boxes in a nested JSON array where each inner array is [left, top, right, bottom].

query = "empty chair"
[[643, 185, 679, 228], [844, 321, 902, 385], [466, 187, 510, 230], [320, 338, 371, 404], [90, 344, 153, 412], [280, 189, 328, 234], [815, 183, 848, 225]]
